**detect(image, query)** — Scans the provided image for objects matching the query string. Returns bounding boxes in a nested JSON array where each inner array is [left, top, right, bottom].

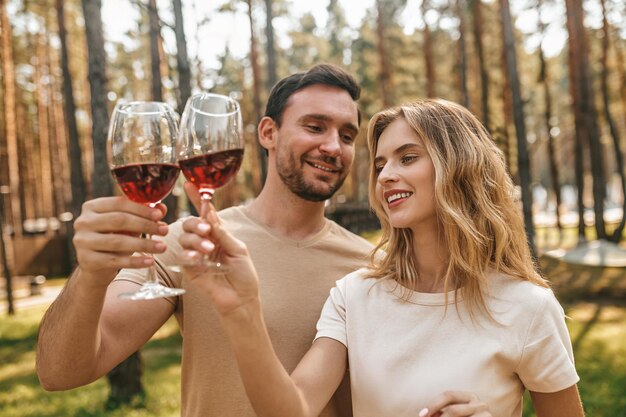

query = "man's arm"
[[36, 197, 175, 390]]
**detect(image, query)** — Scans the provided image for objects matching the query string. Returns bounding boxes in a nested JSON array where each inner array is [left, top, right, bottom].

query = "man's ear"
[[258, 116, 277, 151]]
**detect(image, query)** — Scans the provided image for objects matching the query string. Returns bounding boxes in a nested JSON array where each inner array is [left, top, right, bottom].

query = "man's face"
[[273, 84, 359, 201]]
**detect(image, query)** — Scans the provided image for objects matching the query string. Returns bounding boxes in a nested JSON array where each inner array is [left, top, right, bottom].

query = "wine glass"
[[108, 100, 186, 300], [176, 93, 244, 270]]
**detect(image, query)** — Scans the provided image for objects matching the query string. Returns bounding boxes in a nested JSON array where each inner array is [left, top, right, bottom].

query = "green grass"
[[0, 307, 182, 417]]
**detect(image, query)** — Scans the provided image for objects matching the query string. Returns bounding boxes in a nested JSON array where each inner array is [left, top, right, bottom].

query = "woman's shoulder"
[[335, 268, 381, 292], [488, 272, 558, 309]]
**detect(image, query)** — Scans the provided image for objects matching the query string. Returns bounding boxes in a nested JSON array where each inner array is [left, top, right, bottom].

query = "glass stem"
[[146, 233, 158, 285]]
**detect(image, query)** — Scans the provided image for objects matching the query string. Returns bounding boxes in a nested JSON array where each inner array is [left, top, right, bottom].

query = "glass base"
[[118, 283, 186, 300]]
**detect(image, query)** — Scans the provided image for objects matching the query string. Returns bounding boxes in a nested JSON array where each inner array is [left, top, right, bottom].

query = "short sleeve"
[[314, 278, 348, 347], [516, 290, 580, 392]]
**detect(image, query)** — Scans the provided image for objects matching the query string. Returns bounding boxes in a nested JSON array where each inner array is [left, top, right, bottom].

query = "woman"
[[180, 99, 584, 417]]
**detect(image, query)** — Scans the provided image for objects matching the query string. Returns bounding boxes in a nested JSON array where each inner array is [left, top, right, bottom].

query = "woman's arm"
[[179, 205, 346, 417], [224, 304, 348, 417], [530, 384, 585, 417]]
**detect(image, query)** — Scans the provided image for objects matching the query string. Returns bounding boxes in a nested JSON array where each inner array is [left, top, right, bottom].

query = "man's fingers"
[[77, 251, 153, 272], [84, 196, 164, 220], [76, 212, 169, 236], [78, 232, 167, 254]]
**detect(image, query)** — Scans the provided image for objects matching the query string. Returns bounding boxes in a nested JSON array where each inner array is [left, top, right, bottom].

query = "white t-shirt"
[[315, 269, 579, 417]]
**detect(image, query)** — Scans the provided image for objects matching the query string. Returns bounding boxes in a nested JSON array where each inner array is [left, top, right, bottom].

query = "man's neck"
[[247, 184, 328, 241]]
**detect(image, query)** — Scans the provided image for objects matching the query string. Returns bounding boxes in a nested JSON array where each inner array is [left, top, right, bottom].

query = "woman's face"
[[373, 118, 437, 231]]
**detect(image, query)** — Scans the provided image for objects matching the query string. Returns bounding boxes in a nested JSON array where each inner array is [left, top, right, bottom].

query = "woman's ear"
[[258, 116, 277, 152]]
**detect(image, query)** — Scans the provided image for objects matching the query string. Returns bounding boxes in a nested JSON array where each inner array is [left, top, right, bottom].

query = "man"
[[36, 63, 373, 417]]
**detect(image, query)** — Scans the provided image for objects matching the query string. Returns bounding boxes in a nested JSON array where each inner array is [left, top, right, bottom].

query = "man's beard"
[[276, 151, 348, 202]]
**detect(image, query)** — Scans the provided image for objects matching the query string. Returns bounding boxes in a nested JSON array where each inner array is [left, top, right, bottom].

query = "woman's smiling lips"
[[383, 189, 414, 207]]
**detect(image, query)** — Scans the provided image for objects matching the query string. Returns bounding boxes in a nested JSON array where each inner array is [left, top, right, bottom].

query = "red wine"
[[111, 163, 180, 204], [179, 149, 244, 194]]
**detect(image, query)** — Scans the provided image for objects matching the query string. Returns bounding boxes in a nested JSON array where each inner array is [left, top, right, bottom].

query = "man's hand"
[[72, 196, 169, 286]]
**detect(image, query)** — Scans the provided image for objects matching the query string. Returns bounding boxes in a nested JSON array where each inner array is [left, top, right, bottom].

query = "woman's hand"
[[419, 391, 492, 417], [178, 202, 260, 317]]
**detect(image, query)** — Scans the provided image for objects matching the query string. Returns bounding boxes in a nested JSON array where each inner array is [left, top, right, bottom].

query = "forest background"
[[1, 0, 626, 416]]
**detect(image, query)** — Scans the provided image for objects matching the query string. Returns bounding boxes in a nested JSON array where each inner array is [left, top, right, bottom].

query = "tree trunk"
[[456, 0, 469, 108], [599, 0, 626, 242], [82, 0, 142, 407], [35, 33, 55, 231], [470, 0, 490, 131], [81, 0, 113, 198], [498, 8, 512, 172], [148, 0, 162, 102], [422, 0, 436, 97], [0, 0, 22, 236], [565, 0, 607, 240], [612, 24, 626, 131], [537, 0, 563, 237], [173, 0, 191, 113], [0, 192, 14, 316], [376, 0, 392, 108], [56, 0, 86, 265], [499, 0, 536, 258], [147, 0, 177, 222], [265, 0, 277, 90], [247, 0, 265, 191]]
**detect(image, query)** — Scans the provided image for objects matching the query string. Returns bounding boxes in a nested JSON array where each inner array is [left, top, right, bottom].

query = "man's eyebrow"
[[299, 114, 359, 135]]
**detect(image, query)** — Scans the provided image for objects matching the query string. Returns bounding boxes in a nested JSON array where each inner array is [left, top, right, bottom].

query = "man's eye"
[[306, 125, 322, 132], [342, 134, 355, 143]]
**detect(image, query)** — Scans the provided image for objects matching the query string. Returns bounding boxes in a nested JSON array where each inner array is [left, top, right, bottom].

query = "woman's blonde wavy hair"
[[366, 99, 547, 319]]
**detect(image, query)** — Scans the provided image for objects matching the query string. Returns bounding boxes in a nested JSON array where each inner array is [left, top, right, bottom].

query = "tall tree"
[[599, 0, 626, 242], [376, 0, 393, 107], [499, 0, 536, 257], [148, 0, 163, 102], [470, 0, 490, 131], [537, 0, 563, 237], [421, 0, 436, 97], [82, 0, 140, 407], [56, 0, 86, 264], [0, 192, 14, 315], [565, 0, 607, 240], [265, 0, 277, 90], [0, 0, 22, 236], [246, 0, 266, 189], [35, 33, 55, 230], [81, 0, 113, 198], [172, 0, 191, 113], [455, 0, 469, 107]]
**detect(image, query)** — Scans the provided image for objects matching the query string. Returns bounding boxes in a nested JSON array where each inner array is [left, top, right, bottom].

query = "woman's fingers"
[[420, 391, 490, 417]]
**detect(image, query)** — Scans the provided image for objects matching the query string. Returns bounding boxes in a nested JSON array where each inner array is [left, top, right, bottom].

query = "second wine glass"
[[108, 100, 186, 300], [177, 93, 244, 269]]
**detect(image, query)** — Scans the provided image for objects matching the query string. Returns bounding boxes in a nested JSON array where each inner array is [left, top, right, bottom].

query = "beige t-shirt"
[[116, 205, 374, 417], [315, 269, 579, 417]]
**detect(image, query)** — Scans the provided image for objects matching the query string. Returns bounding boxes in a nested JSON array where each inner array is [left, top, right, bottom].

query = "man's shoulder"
[[325, 220, 375, 251]]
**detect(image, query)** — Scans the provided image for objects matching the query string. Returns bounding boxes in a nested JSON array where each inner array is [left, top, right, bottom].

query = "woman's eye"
[[401, 155, 417, 164]]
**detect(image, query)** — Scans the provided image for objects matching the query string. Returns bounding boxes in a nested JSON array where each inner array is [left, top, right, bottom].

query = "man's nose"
[[319, 131, 342, 157]]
